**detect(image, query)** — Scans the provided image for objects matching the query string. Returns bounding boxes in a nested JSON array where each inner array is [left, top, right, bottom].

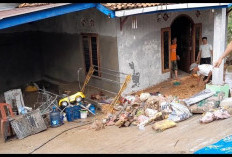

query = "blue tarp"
[[194, 135, 232, 154]]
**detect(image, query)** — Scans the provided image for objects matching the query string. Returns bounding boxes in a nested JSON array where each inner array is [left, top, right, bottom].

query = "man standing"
[[170, 37, 180, 80], [197, 37, 213, 64]]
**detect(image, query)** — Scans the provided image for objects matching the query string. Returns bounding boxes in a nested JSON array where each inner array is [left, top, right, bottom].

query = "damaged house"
[[0, 3, 231, 96]]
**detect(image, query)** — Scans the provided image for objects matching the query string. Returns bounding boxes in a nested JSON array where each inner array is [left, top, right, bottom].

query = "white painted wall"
[[116, 9, 216, 94]]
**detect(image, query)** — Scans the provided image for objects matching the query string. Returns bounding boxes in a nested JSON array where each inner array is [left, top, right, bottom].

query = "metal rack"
[[79, 65, 130, 105]]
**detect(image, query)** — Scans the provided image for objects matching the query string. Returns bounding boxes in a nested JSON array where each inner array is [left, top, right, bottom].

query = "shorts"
[[200, 57, 211, 64], [171, 60, 178, 71]]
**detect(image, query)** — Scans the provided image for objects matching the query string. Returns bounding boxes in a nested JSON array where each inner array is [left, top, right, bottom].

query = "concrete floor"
[[0, 114, 232, 154]]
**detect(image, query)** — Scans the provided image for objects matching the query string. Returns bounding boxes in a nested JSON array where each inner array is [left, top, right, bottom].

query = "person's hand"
[[214, 57, 223, 68], [177, 55, 180, 61]]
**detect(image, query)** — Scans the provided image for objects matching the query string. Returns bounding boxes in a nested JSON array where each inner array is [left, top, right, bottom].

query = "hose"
[[29, 121, 92, 154]]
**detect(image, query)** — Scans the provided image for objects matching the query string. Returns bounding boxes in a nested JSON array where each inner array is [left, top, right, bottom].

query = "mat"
[[194, 135, 232, 154]]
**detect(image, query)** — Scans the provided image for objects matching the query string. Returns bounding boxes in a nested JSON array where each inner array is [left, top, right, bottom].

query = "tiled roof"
[[17, 3, 51, 8], [102, 3, 174, 11]]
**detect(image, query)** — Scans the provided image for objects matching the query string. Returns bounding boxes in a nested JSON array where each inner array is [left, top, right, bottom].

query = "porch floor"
[[0, 73, 231, 154]]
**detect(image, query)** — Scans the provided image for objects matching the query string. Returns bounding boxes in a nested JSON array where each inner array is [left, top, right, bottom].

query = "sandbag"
[[152, 119, 176, 132], [189, 98, 219, 114]]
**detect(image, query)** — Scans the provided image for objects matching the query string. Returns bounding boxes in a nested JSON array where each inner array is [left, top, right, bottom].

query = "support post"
[[212, 8, 227, 85]]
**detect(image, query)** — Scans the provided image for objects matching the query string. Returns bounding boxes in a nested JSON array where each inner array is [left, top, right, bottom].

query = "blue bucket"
[[73, 105, 81, 119], [89, 105, 95, 115], [65, 107, 74, 122]]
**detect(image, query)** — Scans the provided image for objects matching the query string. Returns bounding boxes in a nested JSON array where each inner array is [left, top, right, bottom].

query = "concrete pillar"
[[212, 8, 227, 85]]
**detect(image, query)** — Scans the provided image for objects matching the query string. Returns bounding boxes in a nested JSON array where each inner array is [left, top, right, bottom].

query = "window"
[[82, 33, 100, 76], [161, 27, 171, 73]]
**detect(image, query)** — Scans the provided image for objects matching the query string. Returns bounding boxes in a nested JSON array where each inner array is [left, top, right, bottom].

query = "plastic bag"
[[220, 98, 232, 109], [152, 119, 176, 132], [168, 102, 192, 122], [200, 111, 214, 123], [140, 93, 151, 102], [145, 108, 158, 118]]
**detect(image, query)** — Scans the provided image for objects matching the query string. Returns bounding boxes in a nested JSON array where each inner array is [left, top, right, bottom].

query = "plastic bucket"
[[73, 105, 81, 119], [89, 105, 95, 114], [65, 107, 74, 122], [80, 110, 88, 119]]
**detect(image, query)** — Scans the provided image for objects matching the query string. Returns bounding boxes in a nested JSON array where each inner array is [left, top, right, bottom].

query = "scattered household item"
[[152, 119, 176, 132], [168, 102, 192, 122], [59, 65, 94, 109], [200, 108, 231, 124], [189, 95, 221, 114], [10, 109, 47, 139], [25, 83, 39, 92], [65, 107, 74, 122], [184, 89, 215, 106], [73, 105, 81, 119], [140, 93, 151, 102], [194, 135, 232, 154], [50, 106, 62, 128], [35, 88, 60, 115], [4, 89, 25, 115], [206, 83, 230, 98], [89, 104, 95, 115], [173, 81, 181, 86], [80, 110, 88, 119], [0, 103, 15, 142], [220, 98, 232, 109]]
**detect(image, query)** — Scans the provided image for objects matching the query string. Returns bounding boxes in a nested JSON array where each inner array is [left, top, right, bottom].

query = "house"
[[0, 3, 231, 95]]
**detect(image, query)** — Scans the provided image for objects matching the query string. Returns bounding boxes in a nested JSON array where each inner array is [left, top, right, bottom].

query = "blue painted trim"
[[0, 3, 97, 30], [96, 3, 115, 18], [228, 3, 232, 8]]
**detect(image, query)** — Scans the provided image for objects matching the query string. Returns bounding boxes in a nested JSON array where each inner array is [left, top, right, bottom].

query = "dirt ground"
[[135, 75, 205, 99], [0, 114, 232, 154]]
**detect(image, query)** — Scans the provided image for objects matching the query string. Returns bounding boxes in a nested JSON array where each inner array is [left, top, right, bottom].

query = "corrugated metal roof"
[[0, 3, 71, 19], [101, 3, 176, 11]]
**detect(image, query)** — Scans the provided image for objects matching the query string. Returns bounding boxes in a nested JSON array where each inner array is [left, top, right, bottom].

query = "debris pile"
[[94, 92, 192, 131]]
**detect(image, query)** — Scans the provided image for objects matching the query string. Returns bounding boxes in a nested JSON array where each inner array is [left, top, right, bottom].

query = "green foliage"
[[228, 8, 232, 44]]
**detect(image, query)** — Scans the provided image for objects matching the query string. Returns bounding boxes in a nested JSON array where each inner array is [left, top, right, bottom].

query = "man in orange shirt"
[[170, 37, 180, 80]]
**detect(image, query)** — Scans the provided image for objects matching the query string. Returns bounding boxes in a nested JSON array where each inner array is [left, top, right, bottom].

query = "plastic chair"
[[0, 103, 14, 141]]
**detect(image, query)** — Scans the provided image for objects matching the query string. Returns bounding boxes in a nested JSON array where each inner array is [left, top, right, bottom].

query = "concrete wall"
[[34, 8, 120, 93], [116, 9, 215, 93]]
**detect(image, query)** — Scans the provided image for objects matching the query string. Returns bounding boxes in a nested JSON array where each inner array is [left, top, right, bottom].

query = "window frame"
[[81, 33, 101, 77], [161, 27, 171, 73]]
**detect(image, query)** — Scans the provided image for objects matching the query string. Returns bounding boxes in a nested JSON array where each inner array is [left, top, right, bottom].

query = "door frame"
[[192, 23, 202, 63], [161, 27, 171, 73]]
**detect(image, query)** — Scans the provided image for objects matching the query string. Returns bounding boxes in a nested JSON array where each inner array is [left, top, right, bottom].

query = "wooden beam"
[[120, 16, 129, 31]]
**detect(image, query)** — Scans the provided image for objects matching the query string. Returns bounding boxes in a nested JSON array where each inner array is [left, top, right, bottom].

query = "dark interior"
[[171, 15, 194, 73]]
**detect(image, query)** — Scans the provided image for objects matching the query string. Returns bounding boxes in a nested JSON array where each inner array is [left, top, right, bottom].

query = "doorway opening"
[[171, 15, 194, 73]]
